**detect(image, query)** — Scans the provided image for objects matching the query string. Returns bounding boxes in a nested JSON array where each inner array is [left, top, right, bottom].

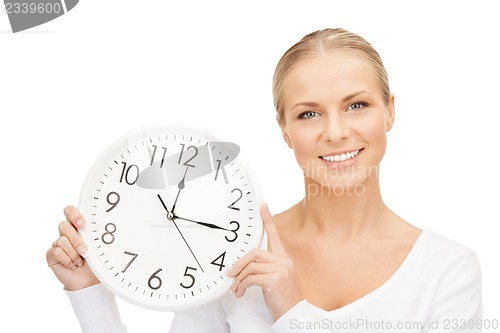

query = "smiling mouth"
[[320, 148, 364, 162]]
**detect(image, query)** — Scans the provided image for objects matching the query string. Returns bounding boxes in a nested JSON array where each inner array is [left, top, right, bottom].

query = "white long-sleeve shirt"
[[66, 229, 482, 332]]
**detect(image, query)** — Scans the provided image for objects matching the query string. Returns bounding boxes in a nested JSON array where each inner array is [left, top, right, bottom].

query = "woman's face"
[[281, 52, 395, 192]]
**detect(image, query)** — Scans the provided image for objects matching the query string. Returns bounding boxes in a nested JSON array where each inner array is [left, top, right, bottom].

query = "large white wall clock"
[[78, 123, 263, 310]]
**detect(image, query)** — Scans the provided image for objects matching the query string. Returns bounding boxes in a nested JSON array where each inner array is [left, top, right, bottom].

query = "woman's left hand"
[[227, 204, 303, 321]]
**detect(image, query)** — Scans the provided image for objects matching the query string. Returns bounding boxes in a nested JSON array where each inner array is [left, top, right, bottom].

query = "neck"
[[299, 170, 391, 241]]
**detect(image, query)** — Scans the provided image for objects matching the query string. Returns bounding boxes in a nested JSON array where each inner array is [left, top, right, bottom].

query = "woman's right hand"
[[46, 205, 100, 291]]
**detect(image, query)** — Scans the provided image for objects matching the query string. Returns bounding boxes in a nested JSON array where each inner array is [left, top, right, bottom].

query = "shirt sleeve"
[[424, 252, 483, 333], [65, 284, 128, 333], [168, 300, 230, 333]]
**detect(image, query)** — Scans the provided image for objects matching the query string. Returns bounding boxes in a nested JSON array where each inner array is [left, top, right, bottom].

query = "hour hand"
[[174, 215, 231, 231], [157, 194, 171, 214]]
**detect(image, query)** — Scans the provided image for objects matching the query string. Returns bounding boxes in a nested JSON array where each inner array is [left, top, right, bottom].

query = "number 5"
[[180, 266, 197, 289]]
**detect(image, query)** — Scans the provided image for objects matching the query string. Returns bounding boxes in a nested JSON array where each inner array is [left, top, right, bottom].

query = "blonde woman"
[[47, 28, 482, 332]]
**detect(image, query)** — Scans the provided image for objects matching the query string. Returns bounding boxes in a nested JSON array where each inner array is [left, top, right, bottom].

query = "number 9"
[[106, 191, 121, 212]]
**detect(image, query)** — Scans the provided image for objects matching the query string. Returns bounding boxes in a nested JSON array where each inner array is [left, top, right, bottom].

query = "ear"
[[385, 94, 396, 132], [281, 127, 293, 148]]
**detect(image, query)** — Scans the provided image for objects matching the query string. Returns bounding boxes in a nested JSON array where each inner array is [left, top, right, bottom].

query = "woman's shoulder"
[[420, 229, 476, 256], [410, 230, 482, 304], [413, 229, 479, 273]]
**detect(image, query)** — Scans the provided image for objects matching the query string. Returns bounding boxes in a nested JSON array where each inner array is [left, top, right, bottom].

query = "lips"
[[320, 148, 363, 162]]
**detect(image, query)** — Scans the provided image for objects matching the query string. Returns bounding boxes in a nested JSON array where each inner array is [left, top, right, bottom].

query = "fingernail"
[[262, 203, 271, 222], [75, 219, 85, 229], [75, 257, 84, 267], [76, 245, 87, 257], [225, 268, 233, 276]]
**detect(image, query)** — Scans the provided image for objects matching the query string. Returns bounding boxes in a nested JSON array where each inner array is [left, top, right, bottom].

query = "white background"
[[1, 1, 499, 331]]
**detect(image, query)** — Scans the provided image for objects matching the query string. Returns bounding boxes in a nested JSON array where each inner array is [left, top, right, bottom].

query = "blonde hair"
[[272, 28, 391, 126]]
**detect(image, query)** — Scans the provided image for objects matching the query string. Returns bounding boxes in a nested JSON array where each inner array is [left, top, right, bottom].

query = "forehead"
[[283, 52, 380, 108]]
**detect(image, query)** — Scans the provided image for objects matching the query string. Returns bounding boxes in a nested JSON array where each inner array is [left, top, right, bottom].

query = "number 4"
[[210, 252, 226, 271]]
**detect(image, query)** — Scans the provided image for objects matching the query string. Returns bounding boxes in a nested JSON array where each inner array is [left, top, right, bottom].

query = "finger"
[[261, 203, 288, 256], [230, 261, 278, 293], [52, 235, 84, 267], [226, 248, 278, 277], [234, 273, 275, 297], [63, 205, 85, 229], [47, 243, 77, 270], [58, 221, 88, 258]]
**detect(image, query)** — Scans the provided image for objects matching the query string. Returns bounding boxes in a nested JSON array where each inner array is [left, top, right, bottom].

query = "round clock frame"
[[78, 123, 263, 311]]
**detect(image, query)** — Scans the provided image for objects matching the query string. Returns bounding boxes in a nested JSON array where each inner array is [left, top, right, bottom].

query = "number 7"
[[122, 251, 138, 273]]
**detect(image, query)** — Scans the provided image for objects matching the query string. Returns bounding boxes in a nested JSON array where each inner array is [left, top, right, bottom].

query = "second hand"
[[157, 168, 204, 272], [171, 218, 204, 272]]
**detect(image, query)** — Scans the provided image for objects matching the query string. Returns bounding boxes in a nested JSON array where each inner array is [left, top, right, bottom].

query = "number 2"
[[227, 188, 243, 211]]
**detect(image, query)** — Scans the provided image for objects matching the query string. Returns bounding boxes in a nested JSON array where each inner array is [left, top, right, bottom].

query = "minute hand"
[[174, 216, 231, 231]]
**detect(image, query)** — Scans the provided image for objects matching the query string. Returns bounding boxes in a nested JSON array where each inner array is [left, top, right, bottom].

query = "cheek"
[[287, 127, 318, 164], [357, 114, 388, 157]]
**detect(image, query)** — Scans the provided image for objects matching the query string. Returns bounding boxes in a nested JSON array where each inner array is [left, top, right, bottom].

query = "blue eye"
[[347, 101, 368, 111], [298, 111, 320, 119]]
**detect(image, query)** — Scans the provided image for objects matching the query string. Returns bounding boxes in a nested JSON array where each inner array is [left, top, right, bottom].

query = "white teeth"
[[321, 149, 360, 162]]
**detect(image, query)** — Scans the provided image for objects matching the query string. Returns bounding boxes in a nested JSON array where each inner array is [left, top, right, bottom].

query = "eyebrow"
[[342, 90, 371, 102], [290, 102, 320, 110], [290, 90, 371, 110]]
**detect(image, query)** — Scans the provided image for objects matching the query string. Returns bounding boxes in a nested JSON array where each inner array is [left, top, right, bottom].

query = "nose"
[[321, 113, 349, 143]]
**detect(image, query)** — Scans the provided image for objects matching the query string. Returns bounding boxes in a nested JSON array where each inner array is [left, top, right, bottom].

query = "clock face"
[[79, 124, 263, 311]]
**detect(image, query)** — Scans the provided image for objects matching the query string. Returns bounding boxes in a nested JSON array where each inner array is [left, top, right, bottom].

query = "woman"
[[47, 28, 482, 332]]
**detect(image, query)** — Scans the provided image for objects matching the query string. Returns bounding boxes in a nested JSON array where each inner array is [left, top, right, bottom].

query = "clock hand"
[[159, 188, 204, 272], [174, 215, 231, 231], [171, 218, 205, 273], [171, 166, 189, 213], [157, 194, 171, 214], [158, 191, 203, 271]]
